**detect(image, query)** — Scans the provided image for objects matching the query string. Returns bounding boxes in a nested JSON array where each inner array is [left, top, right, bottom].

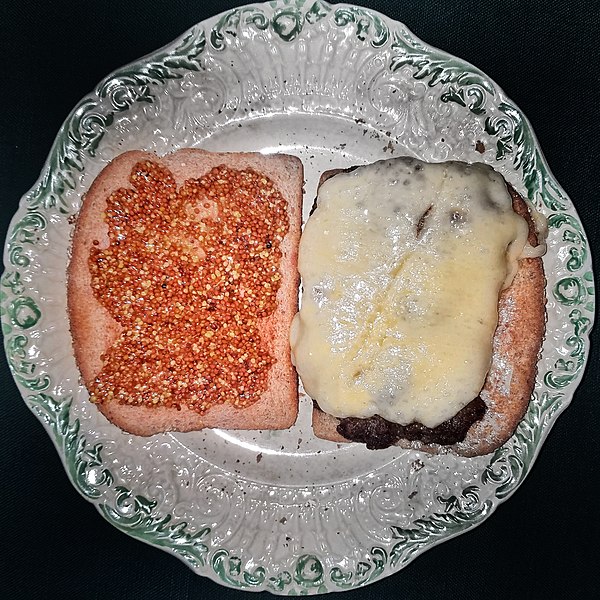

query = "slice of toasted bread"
[[68, 149, 303, 436], [309, 166, 546, 457]]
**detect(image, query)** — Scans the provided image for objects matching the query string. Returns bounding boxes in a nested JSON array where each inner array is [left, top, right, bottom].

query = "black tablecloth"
[[1, 1, 598, 598]]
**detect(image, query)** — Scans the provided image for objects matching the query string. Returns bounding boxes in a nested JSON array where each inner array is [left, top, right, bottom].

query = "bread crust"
[[68, 149, 303, 436], [310, 168, 546, 457]]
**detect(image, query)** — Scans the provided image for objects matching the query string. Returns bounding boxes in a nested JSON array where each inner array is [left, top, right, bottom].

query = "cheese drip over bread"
[[290, 158, 531, 428]]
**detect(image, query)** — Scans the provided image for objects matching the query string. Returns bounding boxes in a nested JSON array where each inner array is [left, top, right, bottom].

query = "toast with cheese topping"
[[68, 149, 302, 436], [293, 158, 546, 456]]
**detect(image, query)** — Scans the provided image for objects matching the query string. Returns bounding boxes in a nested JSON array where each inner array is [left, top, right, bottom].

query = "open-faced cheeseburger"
[[291, 157, 546, 456]]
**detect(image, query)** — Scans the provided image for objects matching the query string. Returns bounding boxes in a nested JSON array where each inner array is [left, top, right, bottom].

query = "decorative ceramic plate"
[[1, 0, 594, 594]]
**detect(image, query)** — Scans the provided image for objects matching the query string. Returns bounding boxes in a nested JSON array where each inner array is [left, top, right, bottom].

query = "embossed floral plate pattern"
[[1, 0, 594, 594]]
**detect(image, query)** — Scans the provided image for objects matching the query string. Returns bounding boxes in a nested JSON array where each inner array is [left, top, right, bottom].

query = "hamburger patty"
[[336, 397, 486, 450]]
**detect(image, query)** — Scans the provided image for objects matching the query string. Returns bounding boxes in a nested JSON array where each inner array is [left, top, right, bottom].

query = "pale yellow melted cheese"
[[290, 158, 531, 428]]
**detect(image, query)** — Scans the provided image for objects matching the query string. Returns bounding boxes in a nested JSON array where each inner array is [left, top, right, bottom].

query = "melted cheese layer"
[[290, 158, 531, 428]]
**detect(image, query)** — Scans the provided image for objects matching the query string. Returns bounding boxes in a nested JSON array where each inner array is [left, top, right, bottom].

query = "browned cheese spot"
[[416, 204, 433, 238]]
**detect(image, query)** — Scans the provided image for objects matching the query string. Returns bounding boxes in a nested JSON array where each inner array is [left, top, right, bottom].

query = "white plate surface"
[[1, 1, 594, 593]]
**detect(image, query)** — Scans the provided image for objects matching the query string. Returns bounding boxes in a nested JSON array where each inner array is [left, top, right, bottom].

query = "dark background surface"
[[1, 1, 598, 598]]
